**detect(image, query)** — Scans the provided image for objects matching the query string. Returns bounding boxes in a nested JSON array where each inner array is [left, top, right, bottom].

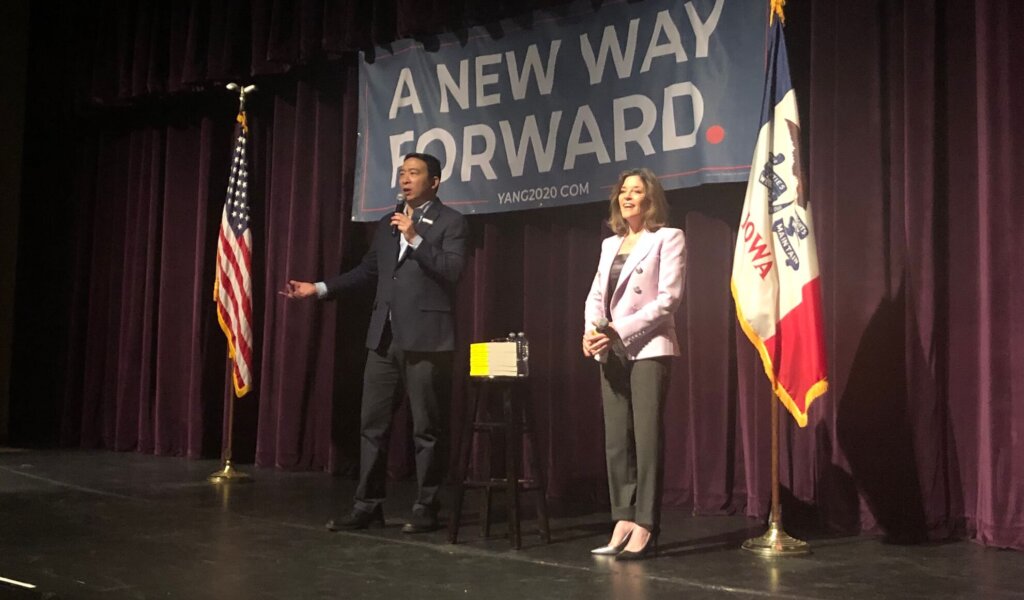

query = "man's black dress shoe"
[[325, 507, 384, 531], [401, 507, 439, 533]]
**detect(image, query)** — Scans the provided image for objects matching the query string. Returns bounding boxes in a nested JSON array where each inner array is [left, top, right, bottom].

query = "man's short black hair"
[[404, 152, 442, 181]]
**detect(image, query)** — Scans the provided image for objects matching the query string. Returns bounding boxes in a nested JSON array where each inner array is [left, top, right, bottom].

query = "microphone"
[[392, 194, 405, 237], [595, 318, 627, 360]]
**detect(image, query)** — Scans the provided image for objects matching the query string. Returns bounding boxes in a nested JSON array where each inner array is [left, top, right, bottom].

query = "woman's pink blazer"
[[584, 227, 686, 360]]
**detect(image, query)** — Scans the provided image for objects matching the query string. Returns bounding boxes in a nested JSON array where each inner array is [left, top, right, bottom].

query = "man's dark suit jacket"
[[323, 199, 468, 352]]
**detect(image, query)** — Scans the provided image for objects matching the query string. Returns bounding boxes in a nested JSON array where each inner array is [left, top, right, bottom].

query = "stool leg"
[[504, 387, 522, 549], [522, 412, 551, 544], [535, 487, 551, 544], [448, 381, 479, 544], [480, 385, 493, 538], [481, 485, 493, 538]]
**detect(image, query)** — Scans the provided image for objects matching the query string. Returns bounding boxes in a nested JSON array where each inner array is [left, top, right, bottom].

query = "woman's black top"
[[605, 253, 629, 317]]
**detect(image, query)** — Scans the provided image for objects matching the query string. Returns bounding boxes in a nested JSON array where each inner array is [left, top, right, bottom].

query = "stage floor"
[[1, 449, 1021, 599]]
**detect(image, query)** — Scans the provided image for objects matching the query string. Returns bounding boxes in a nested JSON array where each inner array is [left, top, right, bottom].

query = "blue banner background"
[[353, 0, 768, 221]]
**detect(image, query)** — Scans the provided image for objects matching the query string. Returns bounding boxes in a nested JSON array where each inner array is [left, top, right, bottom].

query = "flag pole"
[[208, 358, 252, 483], [741, 390, 808, 555], [209, 82, 257, 484]]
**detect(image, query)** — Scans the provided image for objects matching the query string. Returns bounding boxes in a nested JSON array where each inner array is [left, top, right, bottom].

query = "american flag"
[[215, 111, 254, 397]]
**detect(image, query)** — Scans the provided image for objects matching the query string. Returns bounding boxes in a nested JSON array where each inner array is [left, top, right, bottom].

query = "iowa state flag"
[[731, 14, 827, 427]]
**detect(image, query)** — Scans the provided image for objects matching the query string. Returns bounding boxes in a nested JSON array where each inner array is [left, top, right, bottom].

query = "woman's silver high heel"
[[590, 531, 633, 555], [615, 530, 658, 561]]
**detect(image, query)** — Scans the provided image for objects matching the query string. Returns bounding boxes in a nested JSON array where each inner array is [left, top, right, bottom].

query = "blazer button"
[[633, 286, 642, 294], [392, 275, 398, 280], [635, 266, 643, 274]]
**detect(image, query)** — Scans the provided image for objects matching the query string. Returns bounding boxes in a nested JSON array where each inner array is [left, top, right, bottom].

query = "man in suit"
[[282, 152, 468, 533]]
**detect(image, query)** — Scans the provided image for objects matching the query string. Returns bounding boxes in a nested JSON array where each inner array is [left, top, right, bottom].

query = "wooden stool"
[[448, 376, 551, 549]]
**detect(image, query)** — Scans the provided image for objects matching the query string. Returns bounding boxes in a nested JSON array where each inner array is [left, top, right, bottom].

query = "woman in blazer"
[[582, 168, 685, 560]]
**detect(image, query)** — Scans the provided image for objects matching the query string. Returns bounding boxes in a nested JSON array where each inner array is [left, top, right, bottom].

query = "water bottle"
[[516, 332, 529, 377], [513, 333, 523, 376]]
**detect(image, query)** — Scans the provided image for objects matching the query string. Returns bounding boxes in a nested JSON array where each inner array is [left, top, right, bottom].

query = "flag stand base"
[[207, 460, 252, 483], [742, 520, 810, 556]]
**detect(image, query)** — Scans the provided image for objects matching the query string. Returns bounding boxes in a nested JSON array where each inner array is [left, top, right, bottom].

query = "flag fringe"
[[214, 268, 251, 397], [769, 0, 786, 25], [730, 279, 827, 427]]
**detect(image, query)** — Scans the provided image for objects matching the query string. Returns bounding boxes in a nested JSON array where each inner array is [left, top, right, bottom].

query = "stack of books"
[[469, 342, 520, 377]]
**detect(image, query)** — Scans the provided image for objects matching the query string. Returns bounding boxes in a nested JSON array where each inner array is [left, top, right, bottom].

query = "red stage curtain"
[[11, 0, 1024, 549]]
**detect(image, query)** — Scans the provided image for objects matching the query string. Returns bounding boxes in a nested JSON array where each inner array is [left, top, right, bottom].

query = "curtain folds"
[[11, 0, 1024, 550]]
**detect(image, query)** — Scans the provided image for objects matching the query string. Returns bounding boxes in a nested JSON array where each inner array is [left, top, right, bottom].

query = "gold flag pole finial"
[[226, 83, 257, 133], [770, 0, 786, 25]]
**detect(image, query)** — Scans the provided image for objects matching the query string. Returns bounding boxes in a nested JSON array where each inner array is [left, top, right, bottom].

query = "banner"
[[353, 0, 768, 221], [731, 14, 827, 427]]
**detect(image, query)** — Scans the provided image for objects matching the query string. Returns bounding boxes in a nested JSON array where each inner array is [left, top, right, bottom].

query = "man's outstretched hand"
[[279, 280, 316, 299]]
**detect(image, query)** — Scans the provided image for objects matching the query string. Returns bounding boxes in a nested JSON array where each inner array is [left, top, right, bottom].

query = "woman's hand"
[[582, 328, 611, 357]]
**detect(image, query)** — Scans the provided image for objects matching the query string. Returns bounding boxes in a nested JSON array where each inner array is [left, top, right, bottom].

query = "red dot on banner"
[[706, 125, 725, 144]]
